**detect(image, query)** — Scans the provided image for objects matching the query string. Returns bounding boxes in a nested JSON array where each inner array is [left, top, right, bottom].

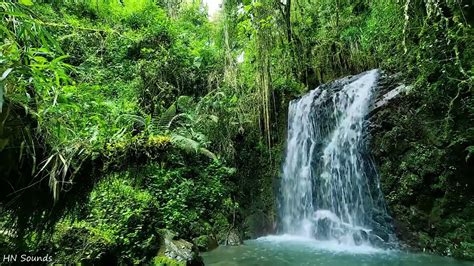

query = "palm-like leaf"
[[171, 134, 217, 160]]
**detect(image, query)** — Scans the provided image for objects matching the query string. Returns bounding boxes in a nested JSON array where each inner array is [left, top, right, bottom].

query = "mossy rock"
[[192, 235, 218, 252], [221, 229, 243, 246], [156, 229, 204, 266]]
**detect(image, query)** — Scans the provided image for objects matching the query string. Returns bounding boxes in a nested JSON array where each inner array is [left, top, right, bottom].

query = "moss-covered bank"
[[370, 85, 473, 259], [1, 142, 235, 264]]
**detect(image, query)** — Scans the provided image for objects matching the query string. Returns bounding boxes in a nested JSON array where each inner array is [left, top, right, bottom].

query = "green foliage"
[[1, 0, 473, 262], [52, 175, 159, 264], [1, 0, 226, 200], [87, 176, 159, 263], [154, 256, 185, 266], [0, 2, 80, 201], [1, 5, 239, 257], [138, 162, 235, 238], [193, 235, 218, 251], [224, 0, 474, 259], [52, 221, 115, 263], [218, 0, 474, 259], [371, 87, 473, 259], [44, 152, 234, 263]]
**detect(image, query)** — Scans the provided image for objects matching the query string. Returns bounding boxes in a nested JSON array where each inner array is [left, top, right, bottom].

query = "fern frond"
[[171, 134, 217, 160], [154, 103, 177, 133]]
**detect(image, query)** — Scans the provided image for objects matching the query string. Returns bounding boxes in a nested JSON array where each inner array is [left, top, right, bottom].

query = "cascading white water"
[[280, 88, 320, 237], [280, 70, 394, 247]]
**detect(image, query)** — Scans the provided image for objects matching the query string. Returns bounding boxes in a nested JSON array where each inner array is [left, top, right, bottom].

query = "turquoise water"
[[202, 235, 473, 266]]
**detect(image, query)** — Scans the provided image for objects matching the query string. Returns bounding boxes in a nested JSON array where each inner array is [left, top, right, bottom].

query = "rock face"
[[367, 71, 474, 260], [221, 229, 243, 246], [368, 71, 410, 115], [156, 230, 203, 266], [243, 212, 276, 239]]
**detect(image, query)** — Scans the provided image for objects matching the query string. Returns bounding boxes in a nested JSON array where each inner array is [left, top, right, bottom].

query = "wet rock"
[[353, 229, 370, 246], [371, 84, 411, 112], [360, 230, 369, 241], [243, 212, 276, 239], [368, 234, 385, 247], [372, 210, 392, 225], [371, 222, 390, 242], [353, 233, 363, 245], [156, 229, 203, 266], [223, 229, 243, 246], [367, 71, 411, 118]]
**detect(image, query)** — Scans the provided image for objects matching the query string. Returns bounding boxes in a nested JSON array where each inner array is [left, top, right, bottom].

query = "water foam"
[[255, 235, 387, 254]]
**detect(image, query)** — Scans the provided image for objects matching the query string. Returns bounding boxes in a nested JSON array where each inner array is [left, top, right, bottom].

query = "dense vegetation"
[[0, 0, 472, 263]]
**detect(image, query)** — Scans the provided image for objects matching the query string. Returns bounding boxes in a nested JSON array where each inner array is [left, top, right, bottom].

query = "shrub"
[[53, 174, 160, 264]]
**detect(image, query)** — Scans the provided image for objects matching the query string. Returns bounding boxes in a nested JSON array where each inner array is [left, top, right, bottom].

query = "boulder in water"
[[353, 233, 363, 246], [371, 222, 390, 242], [368, 234, 386, 247], [354, 229, 369, 245]]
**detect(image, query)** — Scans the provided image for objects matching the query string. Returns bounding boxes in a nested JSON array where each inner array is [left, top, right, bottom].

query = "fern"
[[171, 134, 217, 160], [154, 103, 177, 133]]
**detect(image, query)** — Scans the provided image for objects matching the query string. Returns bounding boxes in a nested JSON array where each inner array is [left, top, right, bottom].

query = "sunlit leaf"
[[18, 0, 33, 6]]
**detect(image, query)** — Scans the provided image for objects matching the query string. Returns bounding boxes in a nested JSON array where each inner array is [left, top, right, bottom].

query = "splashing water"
[[279, 70, 395, 248]]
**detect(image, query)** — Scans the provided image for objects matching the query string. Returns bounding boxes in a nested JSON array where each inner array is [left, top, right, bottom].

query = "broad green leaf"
[[19, 0, 33, 6], [51, 55, 70, 64], [33, 56, 47, 64]]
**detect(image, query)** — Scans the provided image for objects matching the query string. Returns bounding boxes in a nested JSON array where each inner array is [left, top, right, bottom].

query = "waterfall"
[[279, 69, 395, 247]]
